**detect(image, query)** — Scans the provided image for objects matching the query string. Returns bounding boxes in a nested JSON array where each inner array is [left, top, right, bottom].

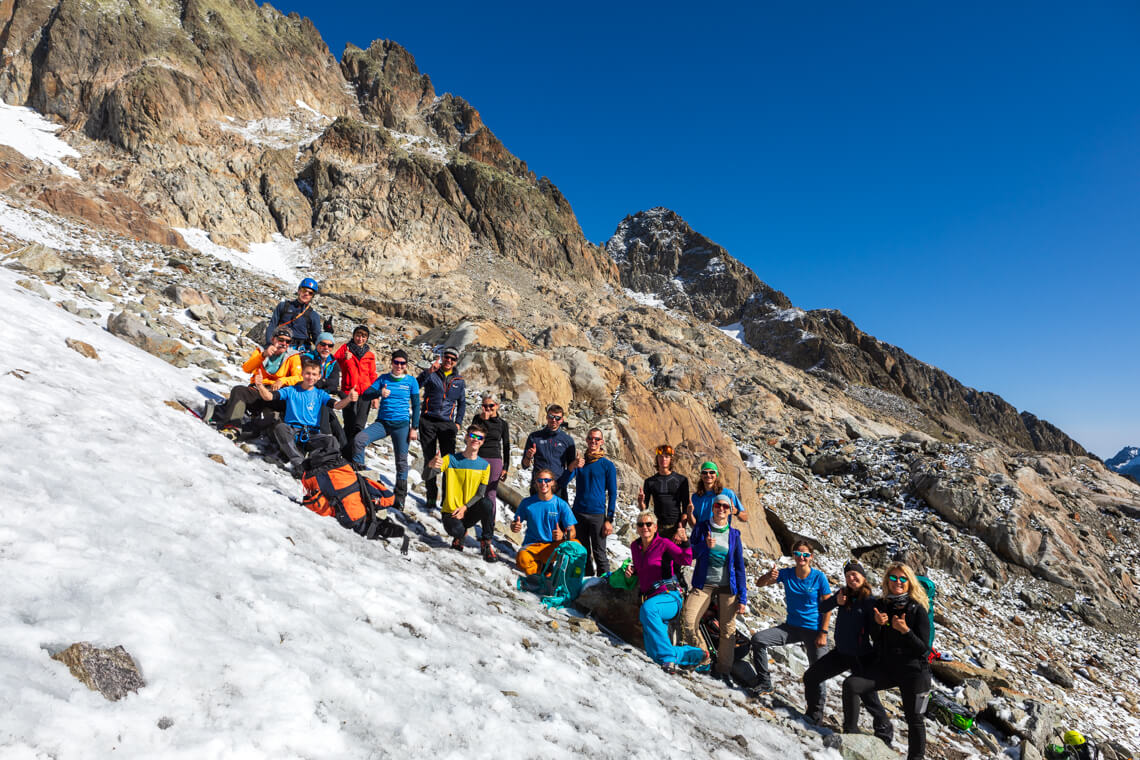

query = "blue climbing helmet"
[[299, 277, 320, 294]]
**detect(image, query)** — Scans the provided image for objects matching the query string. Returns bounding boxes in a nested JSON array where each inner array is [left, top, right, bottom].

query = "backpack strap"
[[278, 302, 312, 331]]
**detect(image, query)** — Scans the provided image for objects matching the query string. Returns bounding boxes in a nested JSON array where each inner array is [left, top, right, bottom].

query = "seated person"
[[253, 358, 356, 476], [426, 422, 498, 562], [510, 469, 577, 575], [303, 332, 346, 448], [213, 327, 302, 437]]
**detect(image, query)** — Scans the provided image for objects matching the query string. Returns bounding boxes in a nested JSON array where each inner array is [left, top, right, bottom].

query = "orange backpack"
[[302, 462, 396, 537]]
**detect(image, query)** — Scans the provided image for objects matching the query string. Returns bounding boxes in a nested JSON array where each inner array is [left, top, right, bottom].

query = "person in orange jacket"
[[213, 327, 302, 437]]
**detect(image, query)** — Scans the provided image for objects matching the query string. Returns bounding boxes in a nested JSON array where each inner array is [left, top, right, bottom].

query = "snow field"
[[0, 101, 81, 178], [0, 263, 827, 759]]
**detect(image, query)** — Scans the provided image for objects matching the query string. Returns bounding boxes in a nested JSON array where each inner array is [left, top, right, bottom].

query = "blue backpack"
[[916, 574, 937, 648], [517, 541, 587, 609]]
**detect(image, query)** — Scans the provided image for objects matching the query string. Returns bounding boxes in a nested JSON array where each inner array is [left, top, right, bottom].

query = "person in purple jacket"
[[680, 494, 749, 682], [624, 510, 708, 673]]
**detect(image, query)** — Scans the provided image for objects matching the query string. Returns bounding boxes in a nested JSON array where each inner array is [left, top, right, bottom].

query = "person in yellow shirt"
[[427, 422, 498, 562], [213, 327, 302, 438]]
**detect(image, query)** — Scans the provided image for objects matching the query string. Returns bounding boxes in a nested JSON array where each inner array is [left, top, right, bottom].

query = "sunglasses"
[[441, 355, 457, 362], [273, 338, 291, 345], [468, 433, 484, 441], [317, 342, 334, 348], [535, 477, 554, 484], [636, 521, 655, 528], [391, 359, 407, 366], [887, 575, 909, 584], [547, 415, 563, 421], [656, 446, 673, 456], [299, 288, 315, 296], [713, 504, 732, 510], [793, 551, 811, 559], [482, 404, 498, 409], [701, 471, 717, 476], [587, 437, 603, 443]]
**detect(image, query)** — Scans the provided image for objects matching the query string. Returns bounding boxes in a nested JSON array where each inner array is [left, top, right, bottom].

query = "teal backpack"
[[916, 574, 937, 648], [517, 541, 587, 609]]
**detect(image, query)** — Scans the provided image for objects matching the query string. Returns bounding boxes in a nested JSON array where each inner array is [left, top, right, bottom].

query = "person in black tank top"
[[637, 444, 691, 540]]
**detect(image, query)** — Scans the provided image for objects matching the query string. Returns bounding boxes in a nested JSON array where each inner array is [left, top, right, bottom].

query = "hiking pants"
[[640, 591, 707, 667], [750, 623, 828, 692], [441, 497, 495, 541], [573, 512, 610, 576], [803, 650, 883, 722], [340, 400, 371, 456], [680, 585, 739, 675], [319, 404, 347, 449], [420, 415, 456, 505], [485, 457, 504, 511], [271, 423, 319, 466], [843, 666, 931, 760], [516, 542, 558, 576], [352, 419, 410, 481], [218, 385, 269, 427]]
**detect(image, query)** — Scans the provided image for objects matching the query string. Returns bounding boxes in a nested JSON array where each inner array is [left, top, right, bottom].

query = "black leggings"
[[441, 497, 494, 540], [420, 416, 457, 504], [573, 512, 610, 576], [843, 666, 931, 760], [802, 650, 884, 719]]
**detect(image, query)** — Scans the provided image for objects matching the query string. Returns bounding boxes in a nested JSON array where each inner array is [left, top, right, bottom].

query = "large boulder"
[[107, 311, 189, 365], [574, 581, 643, 648], [5, 242, 65, 277]]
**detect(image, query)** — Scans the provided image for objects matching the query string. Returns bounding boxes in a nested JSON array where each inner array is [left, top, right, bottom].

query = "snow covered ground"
[[0, 261, 831, 758], [176, 228, 313, 284], [0, 101, 81, 178]]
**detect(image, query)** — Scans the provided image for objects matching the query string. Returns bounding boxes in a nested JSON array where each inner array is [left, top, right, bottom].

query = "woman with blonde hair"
[[841, 563, 932, 760], [624, 510, 707, 673]]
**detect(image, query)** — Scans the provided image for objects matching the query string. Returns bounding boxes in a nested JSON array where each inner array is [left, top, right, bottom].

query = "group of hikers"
[[198, 280, 1100, 760]]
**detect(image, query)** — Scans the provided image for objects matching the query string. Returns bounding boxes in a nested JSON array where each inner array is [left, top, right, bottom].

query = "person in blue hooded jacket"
[[680, 493, 749, 680], [266, 278, 323, 351]]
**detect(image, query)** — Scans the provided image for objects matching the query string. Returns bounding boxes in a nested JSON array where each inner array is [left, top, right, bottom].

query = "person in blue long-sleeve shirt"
[[521, 404, 576, 500], [353, 349, 420, 509], [571, 428, 617, 576]]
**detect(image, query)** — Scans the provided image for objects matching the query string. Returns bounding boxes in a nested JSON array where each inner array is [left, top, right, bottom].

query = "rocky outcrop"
[[0, 0, 356, 148], [606, 207, 1089, 458]]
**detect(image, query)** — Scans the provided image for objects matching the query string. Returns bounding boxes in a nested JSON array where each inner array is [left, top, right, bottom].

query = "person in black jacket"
[[266, 278, 323, 351], [472, 394, 510, 511], [802, 561, 886, 727], [842, 563, 932, 760]]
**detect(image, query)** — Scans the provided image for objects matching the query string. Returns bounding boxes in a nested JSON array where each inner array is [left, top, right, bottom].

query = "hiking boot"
[[661, 662, 679, 675], [219, 425, 240, 441], [425, 499, 438, 512], [289, 459, 305, 478], [803, 707, 824, 726], [201, 400, 216, 424], [451, 536, 464, 551], [746, 682, 774, 699], [393, 479, 408, 510], [480, 540, 497, 563]]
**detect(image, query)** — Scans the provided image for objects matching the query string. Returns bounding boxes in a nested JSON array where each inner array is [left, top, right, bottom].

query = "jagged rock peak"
[[341, 40, 436, 134], [607, 208, 1089, 458], [606, 207, 792, 324], [0, 0, 358, 150]]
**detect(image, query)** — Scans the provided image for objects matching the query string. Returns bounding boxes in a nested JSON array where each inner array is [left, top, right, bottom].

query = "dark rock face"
[[606, 207, 1088, 457], [51, 642, 145, 701], [341, 40, 435, 132]]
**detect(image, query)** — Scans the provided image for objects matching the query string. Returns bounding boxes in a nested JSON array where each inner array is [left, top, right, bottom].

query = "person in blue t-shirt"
[[510, 470, 578, 576], [353, 348, 421, 509], [254, 358, 356, 476], [747, 539, 833, 697]]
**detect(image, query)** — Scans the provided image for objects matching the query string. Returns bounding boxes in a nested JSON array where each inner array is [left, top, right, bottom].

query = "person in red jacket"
[[333, 325, 378, 457]]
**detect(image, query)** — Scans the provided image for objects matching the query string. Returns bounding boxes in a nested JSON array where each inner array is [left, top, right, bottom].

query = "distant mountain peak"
[[1106, 446, 1140, 475]]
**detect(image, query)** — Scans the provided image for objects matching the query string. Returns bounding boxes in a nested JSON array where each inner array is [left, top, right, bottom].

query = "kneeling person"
[[428, 422, 498, 562], [254, 358, 356, 475], [511, 469, 577, 576]]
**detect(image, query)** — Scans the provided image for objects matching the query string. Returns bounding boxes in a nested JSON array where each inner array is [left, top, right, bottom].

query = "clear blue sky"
[[280, 0, 1140, 459]]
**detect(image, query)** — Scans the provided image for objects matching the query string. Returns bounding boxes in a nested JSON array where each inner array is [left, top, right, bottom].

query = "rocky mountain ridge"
[[606, 207, 1089, 459]]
